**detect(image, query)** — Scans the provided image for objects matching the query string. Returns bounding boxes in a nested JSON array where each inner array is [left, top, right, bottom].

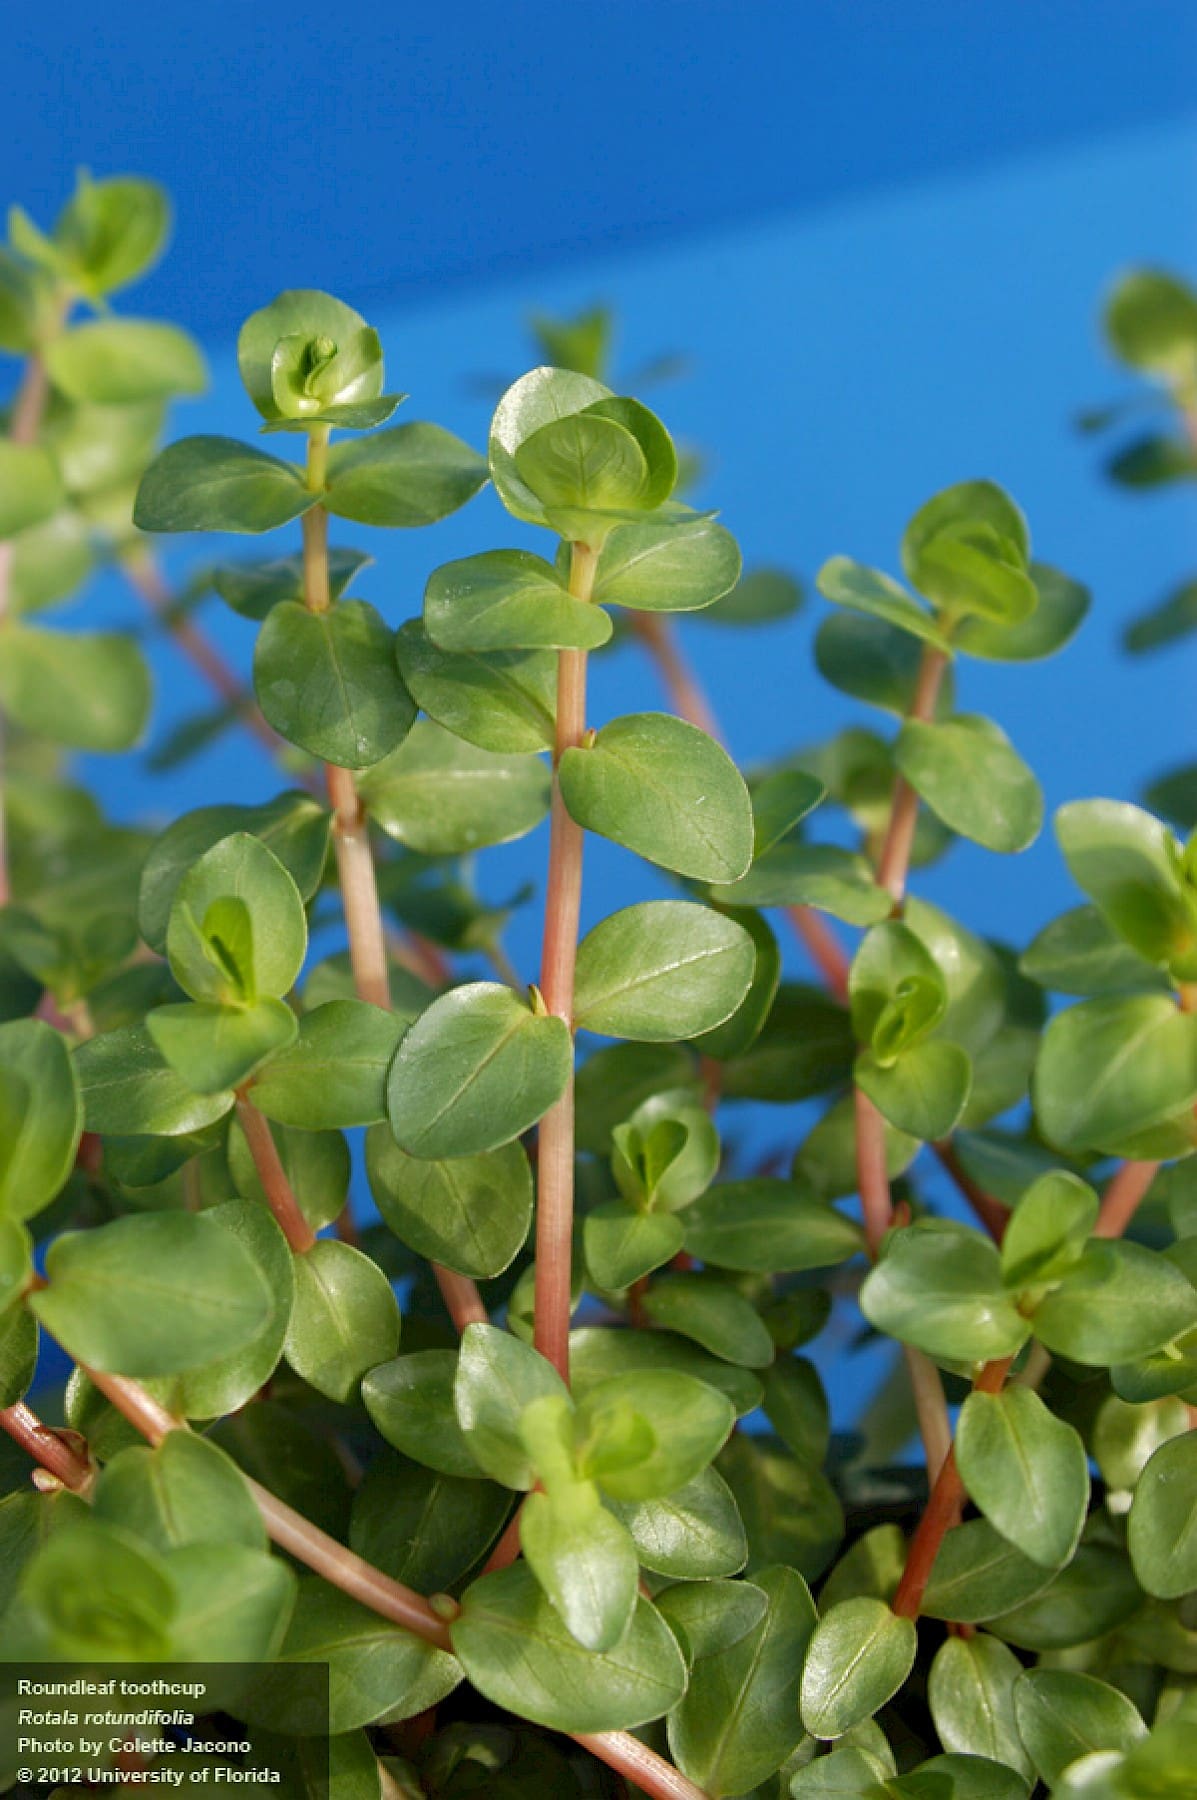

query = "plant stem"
[[0, 351, 54, 906], [121, 552, 285, 760], [932, 1139, 1008, 1242], [24, 1353, 713, 1800], [234, 1096, 317, 1254], [891, 1354, 1012, 1620], [326, 764, 392, 1011], [631, 609, 851, 996], [876, 647, 948, 907], [1095, 1158, 1160, 1238], [0, 1401, 92, 1491], [300, 430, 486, 1326], [533, 542, 597, 1382]]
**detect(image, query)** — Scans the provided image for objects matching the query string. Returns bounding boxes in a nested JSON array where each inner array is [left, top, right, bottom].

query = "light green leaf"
[[253, 600, 414, 769], [577, 1370, 735, 1501], [31, 1210, 272, 1376], [75, 1023, 236, 1136], [324, 422, 487, 527], [521, 1485, 639, 1651], [1126, 1430, 1197, 1598], [750, 770, 825, 858], [1033, 994, 1197, 1157], [561, 712, 753, 883], [359, 719, 550, 854], [956, 562, 1089, 662], [0, 442, 65, 538], [895, 716, 1042, 853], [681, 1180, 863, 1274], [999, 1170, 1098, 1289], [393, 619, 556, 753], [855, 1039, 972, 1142], [955, 1387, 1089, 1568], [93, 1430, 266, 1553], [1031, 1240, 1197, 1365], [1020, 904, 1171, 998], [250, 1000, 403, 1129], [284, 1239, 401, 1403], [0, 1018, 82, 1222], [860, 1223, 1031, 1364], [711, 843, 891, 925], [46, 319, 206, 404], [166, 831, 307, 1005], [669, 1564, 816, 1794], [816, 556, 951, 649], [134, 436, 315, 534], [927, 1634, 1033, 1780], [489, 365, 613, 525], [237, 289, 384, 421], [573, 902, 755, 1040], [0, 623, 150, 750], [1012, 1669, 1147, 1787], [1104, 267, 1197, 379], [800, 1598, 917, 1739], [452, 1561, 687, 1732], [148, 997, 297, 1094], [366, 1127, 532, 1278], [454, 1322, 570, 1490], [1055, 799, 1195, 973], [387, 982, 571, 1158], [425, 548, 611, 652], [591, 514, 741, 612]]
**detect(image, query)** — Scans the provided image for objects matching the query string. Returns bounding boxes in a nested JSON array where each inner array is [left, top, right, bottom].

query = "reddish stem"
[[1095, 1159, 1160, 1238], [933, 1140, 1009, 1243], [435, 1266, 490, 1332], [534, 547, 596, 1382], [234, 1096, 317, 1254], [325, 764, 392, 1011], [876, 648, 948, 906], [891, 1355, 1012, 1620], [573, 1732, 712, 1800], [122, 555, 284, 760], [854, 1084, 894, 1260], [0, 1402, 93, 1491]]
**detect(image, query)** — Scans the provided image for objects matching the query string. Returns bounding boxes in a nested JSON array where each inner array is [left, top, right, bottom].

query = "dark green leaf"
[[573, 902, 755, 1040], [895, 716, 1042, 853], [366, 1127, 532, 1279], [360, 720, 550, 854], [394, 619, 556, 754], [681, 1179, 863, 1274], [134, 436, 315, 534], [324, 423, 487, 527], [800, 1598, 917, 1739], [251, 1001, 404, 1129], [254, 600, 414, 769]]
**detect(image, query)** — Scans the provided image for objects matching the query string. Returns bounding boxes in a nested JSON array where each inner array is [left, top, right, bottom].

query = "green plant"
[[0, 186, 1194, 1800]]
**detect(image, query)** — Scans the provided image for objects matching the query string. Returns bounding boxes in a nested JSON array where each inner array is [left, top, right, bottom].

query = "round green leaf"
[[520, 1485, 638, 1652], [488, 366, 613, 526], [1126, 1430, 1197, 1598], [668, 1564, 816, 1794], [984, 1543, 1142, 1651], [681, 1179, 863, 1274], [212, 546, 370, 620], [560, 712, 753, 883], [359, 719, 550, 855], [860, 1222, 1030, 1365], [573, 901, 755, 1040], [591, 514, 741, 612], [351, 1450, 509, 1594], [1031, 1240, 1197, 1366], [1033, 994, 1197, 1157], [394, 619, 556, 753], [452, 1561, 686, 1733], [249, 1000, 404, 1129], [454, 1321, 569, 1490], [607, 1466, 747, 1579], [387, 983, 571, 1158], [577, 1369, 734, 1501], [0, 623, 150, 750], [701, 565, 803, 625], [956, 563, 1089, 662], [999, 1170, 1098, 1289], [166, 831, 307, 1004], [855, 1039, 972, 1142], [253, 599, 414, 769], [921, 1519, 1057, 1624], [362, 1350, 485, 1479], [711, 842, 891, 925], [366, 1126, 532, 1278], [284, 1239, 401, 1404], [583, 1202, 685, 1291], [956, 1387, 1089, 1569], [147, 997, 297, 1094], [1104, 267, 1197, 379], [237, 290, 383, 421], [167, 1541, 297, 1664], [571, 1323, 764, 1420], [1013, 1669, 1147, 1787], [928, 1634, 1034, 1779], [134, 436, 315, 534], [641, 1274, 774, 1369], [816, 556, 951, 649], [46, 319, 206, 404], [324, 422, 487, 527], [31, 1210, 273, 1375], [800, 1597, 917, 1740], [1020, 904, 1170, 998], [46, 174, 170, 297], [425, 548, 612, 653], [93, 1430, 266, 1554], [4, 1518, 175, 1661], [895, 716, 1042, 853], [1055, 799, 1195, 973], [0, 1018, 83, 1222], [75, 1023, 237, 1136]]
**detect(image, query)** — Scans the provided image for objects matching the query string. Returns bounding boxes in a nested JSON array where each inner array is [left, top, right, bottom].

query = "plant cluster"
[[0, 178, 1194, 1800]]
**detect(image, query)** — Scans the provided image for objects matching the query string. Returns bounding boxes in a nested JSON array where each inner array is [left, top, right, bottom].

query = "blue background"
[[10, 8, 1197, 1419]]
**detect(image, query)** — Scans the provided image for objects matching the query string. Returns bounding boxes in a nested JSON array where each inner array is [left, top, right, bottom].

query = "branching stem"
[[533, 542, 596, 1382]]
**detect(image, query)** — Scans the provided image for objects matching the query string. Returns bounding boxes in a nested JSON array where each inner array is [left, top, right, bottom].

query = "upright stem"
[[300, 430, 485, 1323], [0, 351, 54, 905], [1095, 1159, 1160, 1238], [235, 1096, 316, 1254], [876, 647, 948, 906], [121, 553, 285, 761], [533, 542, 597, 1381], [891, 1354, 1012, 1620]]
